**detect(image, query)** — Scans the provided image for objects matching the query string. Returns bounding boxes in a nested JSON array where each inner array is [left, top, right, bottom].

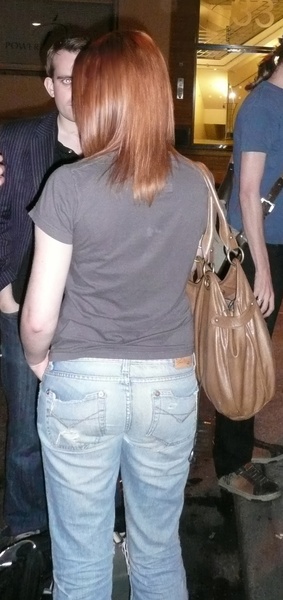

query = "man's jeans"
[[38, 357, 198, 600], [0, 311, 48, 534]]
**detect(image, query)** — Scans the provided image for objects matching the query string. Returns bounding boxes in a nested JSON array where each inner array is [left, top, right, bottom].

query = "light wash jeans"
[[37, 357, 198, 600]]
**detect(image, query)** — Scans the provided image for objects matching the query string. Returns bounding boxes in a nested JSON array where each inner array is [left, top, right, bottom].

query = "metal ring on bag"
[[203, 262, 214, 275], [204, 276, 210, 289], [226, 246, 245, 264], [202, 262, 214, 288], [204, 268, 213, 289]]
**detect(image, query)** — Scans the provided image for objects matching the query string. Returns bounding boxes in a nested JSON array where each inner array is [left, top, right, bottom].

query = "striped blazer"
[[0, 111, 58, 300]]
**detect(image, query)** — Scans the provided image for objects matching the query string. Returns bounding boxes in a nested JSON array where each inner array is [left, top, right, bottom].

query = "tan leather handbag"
[[187, 162, 276, 420]]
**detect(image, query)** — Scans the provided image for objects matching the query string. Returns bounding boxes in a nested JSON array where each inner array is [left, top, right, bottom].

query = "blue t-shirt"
[[228, 81, 283, 244]]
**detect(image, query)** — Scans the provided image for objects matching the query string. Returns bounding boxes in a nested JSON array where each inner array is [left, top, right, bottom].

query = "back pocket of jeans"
[[147, 387, 197, 445], [38, 388, 106, 451]]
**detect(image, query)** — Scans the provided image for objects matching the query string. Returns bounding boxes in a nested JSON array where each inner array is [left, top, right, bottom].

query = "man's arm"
[[0, 153, 4, 186], [20, 227, 72, 379], [0, 151, 17, 311], [0, 137, 17, 307], [239, 151, 274, 317]]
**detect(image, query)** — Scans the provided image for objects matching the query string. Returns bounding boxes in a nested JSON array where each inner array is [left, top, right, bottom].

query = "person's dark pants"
[[213, 243, 283, 478], [0, 311, 48, 535]]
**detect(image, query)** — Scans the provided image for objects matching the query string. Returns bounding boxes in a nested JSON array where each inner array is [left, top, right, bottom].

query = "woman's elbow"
[[21, 307, 47, 335]]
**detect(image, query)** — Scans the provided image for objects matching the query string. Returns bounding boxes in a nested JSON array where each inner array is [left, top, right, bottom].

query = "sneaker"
[[251, 439, 283, 464], [0, 526, 42, 552], [218, 463, 281, 501]]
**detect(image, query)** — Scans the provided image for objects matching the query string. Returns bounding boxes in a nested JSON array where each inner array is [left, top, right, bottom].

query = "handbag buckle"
[[226, 246, 245, 265], [260, 197, 275, 214]]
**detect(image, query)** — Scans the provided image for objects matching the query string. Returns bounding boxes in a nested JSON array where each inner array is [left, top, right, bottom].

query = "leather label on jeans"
[[174, 356, 193, 369]]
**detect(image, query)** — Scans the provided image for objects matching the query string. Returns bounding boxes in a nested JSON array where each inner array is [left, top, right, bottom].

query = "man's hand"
[[0, 153, 5, 186], [0, 284, 19, 313], [239, 151, 275, 318], [254, 268, 275, 317]]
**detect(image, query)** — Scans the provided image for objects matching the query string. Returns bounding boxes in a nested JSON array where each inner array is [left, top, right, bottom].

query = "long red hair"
[[72, 30, 176, 203]]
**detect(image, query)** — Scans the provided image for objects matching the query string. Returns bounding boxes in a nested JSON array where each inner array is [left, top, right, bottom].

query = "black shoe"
[[0, 526, 44, 553], [218, 462, 281, 501], [0, 531, 53, 599]]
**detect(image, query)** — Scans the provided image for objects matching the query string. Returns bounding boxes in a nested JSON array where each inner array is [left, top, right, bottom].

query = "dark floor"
[[181, 391, 244, 600], [182, 305, 283, 600]]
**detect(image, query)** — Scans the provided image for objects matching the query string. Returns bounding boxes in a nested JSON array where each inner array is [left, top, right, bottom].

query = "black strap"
[[218, 162, 283, 249], [239, 176, 282, 243], [261, 175, 283, 217], [220, 161, 283, 219]]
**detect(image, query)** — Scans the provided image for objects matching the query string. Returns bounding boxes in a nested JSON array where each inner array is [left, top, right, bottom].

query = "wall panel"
[[169, 0, 231, 182]]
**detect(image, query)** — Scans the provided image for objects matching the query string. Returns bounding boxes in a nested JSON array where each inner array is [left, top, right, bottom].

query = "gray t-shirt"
[[31, 153, 207, 360]]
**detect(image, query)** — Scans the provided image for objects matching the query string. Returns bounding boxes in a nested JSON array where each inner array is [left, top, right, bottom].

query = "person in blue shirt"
[[213, 41, 283, 501]]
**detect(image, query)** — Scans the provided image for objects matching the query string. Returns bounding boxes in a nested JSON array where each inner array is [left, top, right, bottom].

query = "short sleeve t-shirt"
[[228, 81, 283, 244], [31, 153, 208, 361]]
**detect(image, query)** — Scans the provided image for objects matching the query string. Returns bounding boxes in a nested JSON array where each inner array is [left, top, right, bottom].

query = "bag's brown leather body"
[[187, 161, 276, 420], [188, 259, 276, 420]]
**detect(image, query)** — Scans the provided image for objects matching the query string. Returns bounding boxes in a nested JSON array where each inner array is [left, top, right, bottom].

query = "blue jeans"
[[0, 311, 48, 534], [38, 357, 198, 600]]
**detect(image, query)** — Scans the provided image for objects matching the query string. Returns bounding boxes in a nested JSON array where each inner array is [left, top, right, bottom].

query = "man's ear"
[[44, 77, 55, 98]]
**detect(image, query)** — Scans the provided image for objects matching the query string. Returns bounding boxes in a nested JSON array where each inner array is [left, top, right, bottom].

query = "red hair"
[[72, 30, 176, 203]]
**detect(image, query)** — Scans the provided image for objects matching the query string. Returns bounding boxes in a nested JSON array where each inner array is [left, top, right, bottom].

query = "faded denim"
[[38, 357, 198, 600]]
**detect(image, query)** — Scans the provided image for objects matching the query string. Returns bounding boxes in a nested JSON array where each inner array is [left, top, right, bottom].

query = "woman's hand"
[[29, 354, 49, 381]]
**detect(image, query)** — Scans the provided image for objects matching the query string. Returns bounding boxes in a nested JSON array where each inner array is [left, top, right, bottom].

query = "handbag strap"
[[194, 161, 239, 263]]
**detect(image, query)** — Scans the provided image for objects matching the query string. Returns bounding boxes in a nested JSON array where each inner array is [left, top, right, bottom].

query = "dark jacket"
[[0, 111, 58, 301]]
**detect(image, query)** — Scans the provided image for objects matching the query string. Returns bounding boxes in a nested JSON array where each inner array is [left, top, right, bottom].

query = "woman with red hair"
[[21, 30, 208, 600]]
